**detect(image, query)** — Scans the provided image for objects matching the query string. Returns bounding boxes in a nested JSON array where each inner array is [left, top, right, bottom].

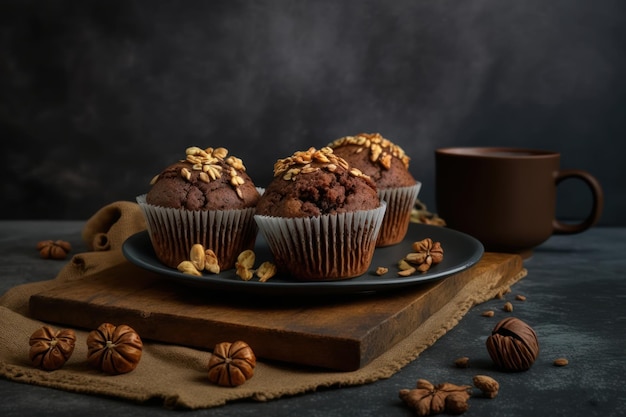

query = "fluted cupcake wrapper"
[[136, 194, 258, 270], [376, 182, 422, 247], [254, 202, 386, 281]]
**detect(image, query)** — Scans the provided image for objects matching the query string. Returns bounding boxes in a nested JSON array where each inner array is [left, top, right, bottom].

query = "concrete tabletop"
[[1, 221, 624, 417]]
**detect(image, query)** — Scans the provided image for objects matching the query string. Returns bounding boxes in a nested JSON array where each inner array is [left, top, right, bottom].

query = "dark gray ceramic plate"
[[122, 223, 483, 296]]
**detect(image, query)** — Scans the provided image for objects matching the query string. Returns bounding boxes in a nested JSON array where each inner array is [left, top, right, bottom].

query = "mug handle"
[[553, 169, 604, 234]]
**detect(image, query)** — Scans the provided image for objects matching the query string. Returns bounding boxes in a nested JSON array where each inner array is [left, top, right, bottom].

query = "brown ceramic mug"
[[435, 147, 604, 257]]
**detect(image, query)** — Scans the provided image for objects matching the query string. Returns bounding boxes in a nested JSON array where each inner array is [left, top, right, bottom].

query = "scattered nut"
[[236, 250, 255, 270], [553, 357, 569, 367], [235, 250, 256, 280], [398, 259, 413, 271], [190, 244, 206, 271], [486, 317, 539, 372], [176, 244, 274, 282], [399, 379, 471, 416], [86, 323, 143, 375], [503, 301, 513, 312], [454, 356, 470, 368], [204, 249, 221, 274], [515, 294, 527, 301], [481, 310, 495, 317], [398, 266, 417, 277], [177, 260, 202, 276], [398, 259, 417, 277], [375, 266, 389, 276], [29, 326, 76, 371], [256, 261, 277, 282], [208, 340, 256, 387], [473, 374, 499, 398], [175, 245, 221, 275], [398, 238, 444, 276], [236, 264, 254, 281], [36, 240, 72, 260]]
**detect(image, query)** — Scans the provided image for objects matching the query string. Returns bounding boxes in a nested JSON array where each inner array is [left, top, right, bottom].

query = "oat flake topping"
[[328, 132, 410, 170], [273, 146, 371, 182], [150, 146, 248, 199]]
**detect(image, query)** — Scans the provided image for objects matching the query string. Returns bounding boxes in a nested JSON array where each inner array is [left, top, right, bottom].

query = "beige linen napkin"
[[0, 201, 526, 409]]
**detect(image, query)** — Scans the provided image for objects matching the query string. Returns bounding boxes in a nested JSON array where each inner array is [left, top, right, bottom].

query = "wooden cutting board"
[[29, 252, 522, 371]]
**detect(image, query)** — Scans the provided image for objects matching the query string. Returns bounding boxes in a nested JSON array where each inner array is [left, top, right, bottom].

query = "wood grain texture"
[[29, 252, 522, 371]]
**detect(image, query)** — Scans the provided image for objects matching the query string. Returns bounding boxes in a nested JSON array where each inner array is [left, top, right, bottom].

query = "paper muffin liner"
[[254, 202, 387, 281], [136, 194, 258, 270], [376, 182, 422, 247]]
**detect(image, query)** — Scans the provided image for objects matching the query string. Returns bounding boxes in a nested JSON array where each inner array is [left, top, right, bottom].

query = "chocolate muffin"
[[255, 148, 380, 217], [329, 133, 421, 246], [137, 146, 261, 270], [254, 147, 386, 281], [145, 161, 259, 211]]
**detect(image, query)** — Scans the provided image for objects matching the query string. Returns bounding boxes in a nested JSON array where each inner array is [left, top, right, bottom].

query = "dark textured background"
[[1, 0, 624, 224]]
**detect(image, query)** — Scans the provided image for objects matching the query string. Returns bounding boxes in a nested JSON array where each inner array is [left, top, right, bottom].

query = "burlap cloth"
[[0, 201, 527, 410]]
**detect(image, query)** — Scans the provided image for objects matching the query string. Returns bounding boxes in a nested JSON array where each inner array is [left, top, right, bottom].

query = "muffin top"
[[146, 146, 260, 210], [328, 132, 416, 188], [255, 147, 380, 218]]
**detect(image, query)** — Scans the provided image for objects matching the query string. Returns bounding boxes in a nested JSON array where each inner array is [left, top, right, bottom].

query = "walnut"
[[399, 378, 471, 416], [36, 240, 71, 260], [208, 340, 256, 387], [86, 323, 143, 375], [486, 317, 539, 372], [398, 238, 444, 276], [29, 326, 76, 371]]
